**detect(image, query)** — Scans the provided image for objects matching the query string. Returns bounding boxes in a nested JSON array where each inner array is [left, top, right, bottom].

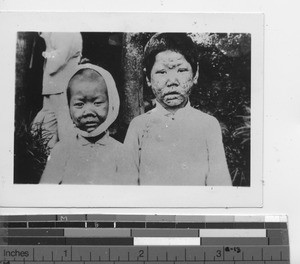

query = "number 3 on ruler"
[[216, 250, 222, 258]]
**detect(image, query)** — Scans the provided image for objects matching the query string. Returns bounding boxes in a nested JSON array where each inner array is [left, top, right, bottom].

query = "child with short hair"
[[40, 64, 136, 185], [124, 33, 232, 186]]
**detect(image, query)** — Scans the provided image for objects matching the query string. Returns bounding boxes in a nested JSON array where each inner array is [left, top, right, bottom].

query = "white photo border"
[[0, 12, 264, 207]]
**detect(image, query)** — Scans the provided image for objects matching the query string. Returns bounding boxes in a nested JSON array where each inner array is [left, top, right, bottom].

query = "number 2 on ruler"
[[138, 249, 144, 258]]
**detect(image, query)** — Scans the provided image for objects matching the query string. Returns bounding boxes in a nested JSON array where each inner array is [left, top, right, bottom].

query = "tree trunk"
[[14, 32, 36, 184], [121, 33, 144, 125], [15, 32, 35, 124]]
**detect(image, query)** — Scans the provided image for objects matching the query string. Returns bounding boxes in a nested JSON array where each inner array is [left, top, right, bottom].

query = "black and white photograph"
[[0, 12, 263, 207], [1, 0, 300, 261]]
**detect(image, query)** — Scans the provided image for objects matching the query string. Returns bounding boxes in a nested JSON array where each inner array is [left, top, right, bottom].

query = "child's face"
[[147, 50, 198, 111], [69, 77, 109, 133]]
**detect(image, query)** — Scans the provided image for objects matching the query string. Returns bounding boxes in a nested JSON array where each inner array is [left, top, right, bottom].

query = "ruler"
[[0, 215, 289, 263]]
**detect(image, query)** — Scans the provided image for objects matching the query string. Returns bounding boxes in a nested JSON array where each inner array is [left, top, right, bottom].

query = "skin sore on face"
[[69, 73, 109, 133], [148, 50, 198, 113]]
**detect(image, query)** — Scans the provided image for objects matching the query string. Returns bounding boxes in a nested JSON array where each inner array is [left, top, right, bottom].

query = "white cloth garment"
[[40, 64, 136, 185], [124, 101, 232, 186]]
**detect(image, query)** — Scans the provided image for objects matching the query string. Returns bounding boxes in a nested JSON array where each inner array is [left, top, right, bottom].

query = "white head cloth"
[[68, 63, 120, 138]]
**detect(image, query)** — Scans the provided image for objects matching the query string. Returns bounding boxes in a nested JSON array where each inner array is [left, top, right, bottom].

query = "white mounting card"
[[0, 12, 263, 208]]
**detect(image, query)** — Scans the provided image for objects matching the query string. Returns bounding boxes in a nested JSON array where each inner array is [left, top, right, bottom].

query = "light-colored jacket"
[[124, 101, 232, 186], [40, 64, 137, 185]]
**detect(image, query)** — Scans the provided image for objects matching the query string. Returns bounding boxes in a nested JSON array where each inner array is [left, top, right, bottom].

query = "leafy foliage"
[[14, 117, 51, 184], [190, 33, 251, 186]]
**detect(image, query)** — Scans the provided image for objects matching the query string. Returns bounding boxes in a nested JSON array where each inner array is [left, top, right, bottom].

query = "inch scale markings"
[[0, 245, 290, 263], [0, 215, 290, 264]]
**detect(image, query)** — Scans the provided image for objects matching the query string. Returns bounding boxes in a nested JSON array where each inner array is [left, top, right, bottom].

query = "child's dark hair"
[[144, 33, 198, 79]]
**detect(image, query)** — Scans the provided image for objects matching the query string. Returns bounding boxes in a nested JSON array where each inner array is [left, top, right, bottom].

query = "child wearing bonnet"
[[40, 63, 136, 185]]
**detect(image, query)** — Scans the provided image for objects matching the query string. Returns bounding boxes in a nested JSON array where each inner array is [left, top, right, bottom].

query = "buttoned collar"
[[76, 131, 111, 147], [153, 100, 192, 117]]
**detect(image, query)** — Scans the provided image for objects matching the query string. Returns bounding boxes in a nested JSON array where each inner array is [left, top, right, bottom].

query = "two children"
[[40, 33, 232, 186], [40, 64, 136, 184]]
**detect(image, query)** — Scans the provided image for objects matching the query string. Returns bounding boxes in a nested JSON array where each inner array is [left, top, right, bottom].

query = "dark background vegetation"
[[14, 32, 251, 186]]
